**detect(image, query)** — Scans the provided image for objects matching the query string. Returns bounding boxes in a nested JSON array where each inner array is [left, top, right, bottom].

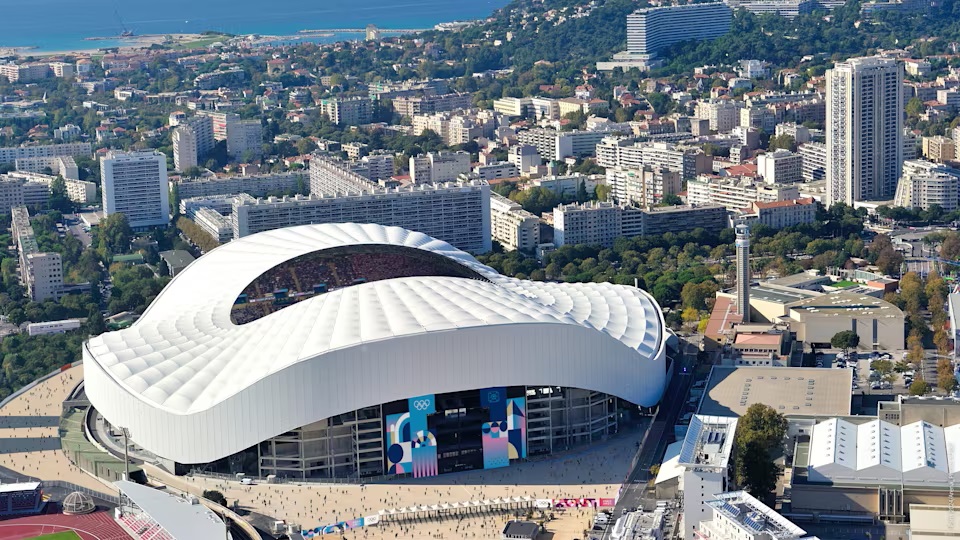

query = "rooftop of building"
[[707, 491, 807, 540], [704, 296, 743, 342], [754, 197, 817, 210], [158, 250, 195, 270], [786, 292, 904, 319], [765, 271, 832, 289], [749, 284, 820, 305], [678, 414, 738, 469], [698, 366, 852, 418], [733, 333, 784, 346]]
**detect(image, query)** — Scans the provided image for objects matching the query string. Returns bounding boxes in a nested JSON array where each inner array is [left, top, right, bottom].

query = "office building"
[[687, 175, 801, 211], [101, 150, 170, 229], [318, 97, 373, 126], [490, 193, 540, 252], [894, 159, 960, 211], [626, 3, 732, 56], [678, 415, 739, 540], [231, 181, 492, 253], [409, 151, 471, 184], [826, 57, 903, 206], [757, 150, 803, 184], [922, 135, 955, 163], [517, 128, 607, 161], [606, 166, 681, 207], [12, 206, 62, 301], [0, 142, 92, 165]]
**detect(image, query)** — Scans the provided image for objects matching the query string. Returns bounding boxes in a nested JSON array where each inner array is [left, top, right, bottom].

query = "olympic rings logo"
[[413, 399, 431, 411]]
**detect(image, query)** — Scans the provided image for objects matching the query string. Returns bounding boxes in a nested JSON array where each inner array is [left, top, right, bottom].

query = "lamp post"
[[120, 427, 130, 481]]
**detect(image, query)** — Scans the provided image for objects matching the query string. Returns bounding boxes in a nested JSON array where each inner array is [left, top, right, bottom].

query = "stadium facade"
[[84, 223, 669, 479]]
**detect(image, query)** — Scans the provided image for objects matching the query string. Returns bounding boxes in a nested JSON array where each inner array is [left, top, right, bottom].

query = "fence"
[[43, 480, 121, 506]]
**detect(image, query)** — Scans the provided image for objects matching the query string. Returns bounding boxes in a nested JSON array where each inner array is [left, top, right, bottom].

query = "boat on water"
[[120, 30, 134, 38]]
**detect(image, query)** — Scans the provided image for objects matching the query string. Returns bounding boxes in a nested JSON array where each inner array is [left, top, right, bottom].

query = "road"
[[600, 343, 697, 539], [64, 213, 93, 248]]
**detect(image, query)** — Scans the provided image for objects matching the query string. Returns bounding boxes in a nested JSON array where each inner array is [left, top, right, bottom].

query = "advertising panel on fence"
[[301, 515, 380, 537], [535, 498, 617, 509]]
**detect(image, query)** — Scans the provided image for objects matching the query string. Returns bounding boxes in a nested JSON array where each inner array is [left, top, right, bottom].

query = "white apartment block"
[[698, 491, 806, 540], [172, 126, 199, 171], [227, 119, 262, 160], [757, 150, 803, 184], [12, 206, 62, 302], [553, 201, 624, 247], [355, 154, 396, 181], [606, 166, 681, 206], [53, 124, 82, 142], [597, 139, 711, 180], [175, 172, 303, 199], [101, 150, 170, 229], [411, 109, 497, 146], [826, 56, 903, 206], [679, 415, 738, 540], [688, 175, 801, 210], [64, 178, 97, 204], [696, 100, 744, 133], [626, 3, 733, 56], [775, 122, 811, 144], [0, 142, 92, 165], [492, 97, 531, 117], [490, 193, 540, 252], [49, 62, 74, 78], [474, 162, 519, 181], [392, 92, 473, 118], [15, 155, 80, 180], [318, 97, 373, 126], [310, 156, 376, 194], [904, 127, 920, 160], [798, 142, 827, 181], [231, 181, 492, 253], [516, 128, 607, 161], [509, 145, 542, 175], [894, 159, 960, 211], [409, 151, 471, 184], [192, 206, 234, 244]]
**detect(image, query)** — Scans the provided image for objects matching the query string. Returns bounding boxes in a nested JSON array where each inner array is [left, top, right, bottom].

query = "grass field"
[[29, 532, 82, 540]]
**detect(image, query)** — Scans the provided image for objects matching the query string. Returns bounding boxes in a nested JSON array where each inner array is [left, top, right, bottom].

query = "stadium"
[[83, 223, 669, 480]]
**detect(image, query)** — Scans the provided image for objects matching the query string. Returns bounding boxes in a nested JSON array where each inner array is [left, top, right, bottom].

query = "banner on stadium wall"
[[535, 498, 617, 509], [301, 515, 380, 537]]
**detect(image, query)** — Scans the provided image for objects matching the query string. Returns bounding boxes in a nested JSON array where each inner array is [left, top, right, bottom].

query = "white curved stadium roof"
[[85, 223, 667, 464]]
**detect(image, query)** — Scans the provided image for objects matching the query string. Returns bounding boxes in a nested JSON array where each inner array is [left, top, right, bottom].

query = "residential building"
[[11, 206, 62, 301], [625, 3, 733, 56], [700, 491, 807, 540], [101, 150, 170, 229], [309, 155, 376, 194], [174, 172, 304, 199], [490, 193, 540, 252], [0, 142, 92, 164], [509, 145, 542, 175], [553, 202, 727, 246], [392, 92, 473, 118], [48, 62, 74, 79], [517, 128, 607, 161], [411, 109, 498, 146], [0, 63, 50, 83], [355, 154, 396, 182], [826, 57, 904, 206], [64, 179, 97, 204], [739, 198, 818, 229], [409, 151, 471, 184], [171, 115, 215, 171], [196, 111, 262, 159], [53, 124, 82, 142], [688, 175, 801, 210], [191, 206, 234, 244], [528, 174, 600, 198], [606, 166, 681, 206], [474, 162, 519, 181], [757, 150, 803, 184], [318, 97, 373, 126], [722, 0, 816, 18], [678, 415, 739, 540], [696, 100, 744, 133], [798, 142, 827, 181], [14, 155, 80, 180], [922, 135, 955, 163], [904, 128, 920, 160], [596, 139, 712, 180], [775, 122, 811, 144], [230, 181, 491, 253], [894, 159, 960, 211]]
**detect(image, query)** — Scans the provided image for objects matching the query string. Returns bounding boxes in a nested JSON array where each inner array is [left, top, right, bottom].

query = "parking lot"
[[813, 349, 916, 395]]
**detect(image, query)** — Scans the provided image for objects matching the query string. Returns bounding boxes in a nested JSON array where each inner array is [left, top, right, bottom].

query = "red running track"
[[0, 511, 130, 540]]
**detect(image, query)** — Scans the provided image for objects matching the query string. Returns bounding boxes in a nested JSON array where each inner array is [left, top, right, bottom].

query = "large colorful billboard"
[[384, 387, 526, 478]]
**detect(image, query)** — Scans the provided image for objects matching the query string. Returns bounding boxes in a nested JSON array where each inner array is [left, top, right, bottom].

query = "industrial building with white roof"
[[84, 223, 669, 480]]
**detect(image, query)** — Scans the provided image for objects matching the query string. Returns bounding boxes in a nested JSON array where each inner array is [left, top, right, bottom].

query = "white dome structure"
[[62, 491, 95, 515], [84, 223, 668, 467]]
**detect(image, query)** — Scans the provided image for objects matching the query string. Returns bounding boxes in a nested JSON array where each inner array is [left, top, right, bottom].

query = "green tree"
[[830, 330, 860, 353], [85, 305, 106, 335], [909, 379, 930, 396], [98, 213, 133, 256], [49, 176, 73, 213], [202, 490, 227, 506], [767, 134, 796, 152], [906, 97, 925, 118], [594, 183, 611, 201], [734, 404, 787, 502]]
